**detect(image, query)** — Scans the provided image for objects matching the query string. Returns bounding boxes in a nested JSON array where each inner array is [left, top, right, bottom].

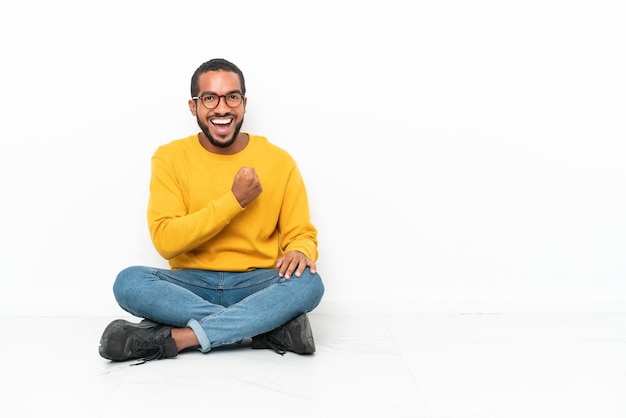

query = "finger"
[[276, 257, 290, 278], [283, 257, 304, 280], [283, 261, 296, 279], [295, 258, 311, 277]]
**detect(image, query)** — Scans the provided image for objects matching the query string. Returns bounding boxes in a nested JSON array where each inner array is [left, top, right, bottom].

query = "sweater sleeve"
[[278, 164, 318, 261], [147, 151, 244, 260]]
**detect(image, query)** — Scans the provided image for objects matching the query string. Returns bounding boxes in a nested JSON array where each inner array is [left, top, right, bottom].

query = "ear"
[[188, 99, 198, 116], [242, 96, 247, 112]]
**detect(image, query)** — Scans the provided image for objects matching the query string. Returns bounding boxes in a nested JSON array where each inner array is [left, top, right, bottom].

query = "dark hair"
[[190, 58, 246, 97]]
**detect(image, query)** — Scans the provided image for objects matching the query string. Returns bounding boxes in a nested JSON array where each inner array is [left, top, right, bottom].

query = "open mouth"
[[210, 117, 234, 134]]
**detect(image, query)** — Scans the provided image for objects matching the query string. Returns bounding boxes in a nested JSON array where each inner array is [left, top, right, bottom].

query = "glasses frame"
[[192, 92, 244, 110]]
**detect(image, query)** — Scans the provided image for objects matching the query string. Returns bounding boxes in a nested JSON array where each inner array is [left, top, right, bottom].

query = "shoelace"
[[129, 340, 166, 366], [261, 335, 287, 355]]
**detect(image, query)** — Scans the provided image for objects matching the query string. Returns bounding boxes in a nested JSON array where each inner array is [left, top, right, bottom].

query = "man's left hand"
[[276, 251, 317, 279]]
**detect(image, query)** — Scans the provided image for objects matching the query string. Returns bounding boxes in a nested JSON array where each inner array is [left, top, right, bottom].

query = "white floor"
[[1, 313, 625, 418]]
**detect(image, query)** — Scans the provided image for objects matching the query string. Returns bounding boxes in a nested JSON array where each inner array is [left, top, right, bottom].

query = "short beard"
[[197, 116, 244, 149]]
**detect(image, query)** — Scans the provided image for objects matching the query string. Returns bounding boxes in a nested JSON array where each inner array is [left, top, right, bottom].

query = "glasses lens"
[[201, 95, 218, 109], [225, 93, 242, 107]]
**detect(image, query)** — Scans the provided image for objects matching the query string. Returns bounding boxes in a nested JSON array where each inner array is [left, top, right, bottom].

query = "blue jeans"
[[112, 266, 324, 353]]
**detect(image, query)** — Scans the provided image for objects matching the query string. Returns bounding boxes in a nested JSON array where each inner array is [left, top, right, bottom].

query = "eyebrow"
[[198, 89, 243, 96]]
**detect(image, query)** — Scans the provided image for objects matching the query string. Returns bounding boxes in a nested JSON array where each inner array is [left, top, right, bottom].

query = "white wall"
[[1, 0, 624, 316]]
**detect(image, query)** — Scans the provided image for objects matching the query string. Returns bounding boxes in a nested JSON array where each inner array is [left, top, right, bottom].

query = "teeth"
[[212, 118, 231, 125]]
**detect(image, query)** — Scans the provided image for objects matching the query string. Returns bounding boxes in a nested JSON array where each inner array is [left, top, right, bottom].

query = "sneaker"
[[99, 319, 178, 365], [251, 313, 316, 355]]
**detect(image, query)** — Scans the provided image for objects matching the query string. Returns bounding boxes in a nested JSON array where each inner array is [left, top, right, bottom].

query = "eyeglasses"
[[192, 93, 244, 109]]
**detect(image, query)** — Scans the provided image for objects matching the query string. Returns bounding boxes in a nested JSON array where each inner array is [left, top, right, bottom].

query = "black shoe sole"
[[288, 313, 316, 354]]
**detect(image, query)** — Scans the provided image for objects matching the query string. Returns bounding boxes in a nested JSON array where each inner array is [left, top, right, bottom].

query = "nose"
[[214, 95, 231, 113]]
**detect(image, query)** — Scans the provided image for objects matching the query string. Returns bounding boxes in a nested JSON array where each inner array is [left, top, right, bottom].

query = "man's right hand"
[[231, 166, 263, 207]]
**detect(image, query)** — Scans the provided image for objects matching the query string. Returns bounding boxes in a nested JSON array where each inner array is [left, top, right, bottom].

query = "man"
[[99, 58, 324, 364]]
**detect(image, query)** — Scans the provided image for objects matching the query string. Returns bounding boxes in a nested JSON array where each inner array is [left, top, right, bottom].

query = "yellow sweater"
[[147, 133, 318, 271]]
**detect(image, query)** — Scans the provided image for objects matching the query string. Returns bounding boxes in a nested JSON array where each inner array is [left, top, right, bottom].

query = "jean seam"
[[155, 270, 279, 290]]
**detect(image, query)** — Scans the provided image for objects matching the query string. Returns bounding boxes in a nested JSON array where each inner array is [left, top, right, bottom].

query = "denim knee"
[[112, 265, 147, 307], [300, 269, 325, 312]]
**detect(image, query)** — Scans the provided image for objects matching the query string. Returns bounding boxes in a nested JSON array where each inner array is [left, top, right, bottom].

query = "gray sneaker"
[[251, 313, 316, 355], [99, 319, 178, 365]]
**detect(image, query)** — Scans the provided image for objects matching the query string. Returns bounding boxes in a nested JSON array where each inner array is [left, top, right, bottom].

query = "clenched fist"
[[231, 166, 262, 207]]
